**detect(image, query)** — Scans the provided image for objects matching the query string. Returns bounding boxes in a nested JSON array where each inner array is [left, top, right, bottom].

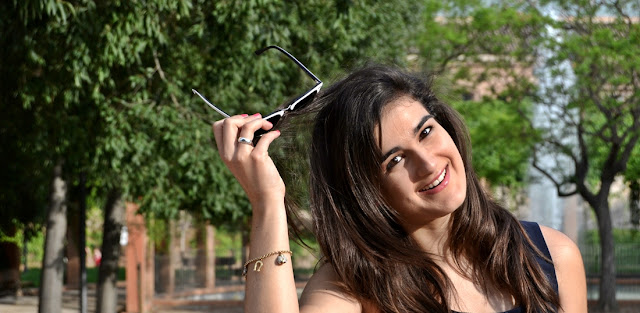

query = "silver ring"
[[237, 137, 253, 146]]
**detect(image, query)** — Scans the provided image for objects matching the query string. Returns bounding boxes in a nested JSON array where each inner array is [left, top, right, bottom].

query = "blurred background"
[[1, 1, 638, 312]]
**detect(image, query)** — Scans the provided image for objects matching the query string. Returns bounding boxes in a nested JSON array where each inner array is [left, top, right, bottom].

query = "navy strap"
[[520, 221, 559, 294]]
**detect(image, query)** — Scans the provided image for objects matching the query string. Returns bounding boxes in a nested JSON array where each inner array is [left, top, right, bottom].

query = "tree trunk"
[[595, 198, 618, 313], [65, 206, 80, 289], [39, 162, 68, 313], [195, 223, 215, 289], [630, 180, 639, 227], [96, 189, 125, 313]]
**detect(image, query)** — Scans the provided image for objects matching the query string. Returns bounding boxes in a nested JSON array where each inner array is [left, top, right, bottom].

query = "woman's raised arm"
[[212, 113, 362, 313], [213, 113, 299, 312]]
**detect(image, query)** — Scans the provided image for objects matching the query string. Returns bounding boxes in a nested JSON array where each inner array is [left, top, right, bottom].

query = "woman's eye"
[[420, 126, 432, 139], [386, 155, 403, 171]]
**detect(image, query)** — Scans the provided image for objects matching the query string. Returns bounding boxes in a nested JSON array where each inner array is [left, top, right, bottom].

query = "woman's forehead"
[[375, 97, 432, 146]]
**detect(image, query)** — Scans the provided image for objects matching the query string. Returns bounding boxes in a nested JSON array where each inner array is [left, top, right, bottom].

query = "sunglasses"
[[192, 45, 323, 142]]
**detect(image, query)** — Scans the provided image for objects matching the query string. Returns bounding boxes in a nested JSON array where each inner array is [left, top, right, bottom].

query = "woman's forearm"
[[243, 199, 299, 313]]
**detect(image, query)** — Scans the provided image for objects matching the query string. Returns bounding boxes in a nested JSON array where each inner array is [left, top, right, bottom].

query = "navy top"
[[451, 221, 557, 313]]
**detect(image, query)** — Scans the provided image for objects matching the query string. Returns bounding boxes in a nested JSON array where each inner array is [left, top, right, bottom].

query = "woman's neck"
[[408, 214, 452, 257]]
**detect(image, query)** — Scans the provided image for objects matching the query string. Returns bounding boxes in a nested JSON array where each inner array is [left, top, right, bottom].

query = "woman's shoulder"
[[538, 225, 588, 312], [299, 262, 365, 313], [537, 225, 582, 265], [519, 221, 581, 261]]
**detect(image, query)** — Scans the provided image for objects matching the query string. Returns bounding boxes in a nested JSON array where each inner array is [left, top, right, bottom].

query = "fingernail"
[[241, 114, 248, 117], [252, 113, 261, 117]]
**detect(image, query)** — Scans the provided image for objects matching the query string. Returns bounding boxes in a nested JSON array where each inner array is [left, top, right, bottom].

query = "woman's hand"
[[212, 113, 285, 208]]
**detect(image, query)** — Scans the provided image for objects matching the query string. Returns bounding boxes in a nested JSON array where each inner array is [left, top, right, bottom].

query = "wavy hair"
[[304, 65, 560, 313]]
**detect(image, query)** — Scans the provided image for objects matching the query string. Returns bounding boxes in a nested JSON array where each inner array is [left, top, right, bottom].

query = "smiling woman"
[[211, 65, 587, 313], [378, 96, 467, 230]]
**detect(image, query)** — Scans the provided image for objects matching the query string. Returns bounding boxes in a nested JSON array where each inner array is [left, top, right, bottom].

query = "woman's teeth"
[[424, 169, 446, 190]]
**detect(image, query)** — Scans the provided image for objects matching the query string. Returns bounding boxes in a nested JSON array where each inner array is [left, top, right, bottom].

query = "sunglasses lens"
[[266, 113, 282, 127], [253, 113, 282, 142], [291, 91, 317, 111]]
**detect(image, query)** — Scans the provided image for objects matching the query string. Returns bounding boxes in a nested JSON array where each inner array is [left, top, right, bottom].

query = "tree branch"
[[151, 50, 210, 124], [612, 0, 633, 32], [153, 50, 180, 108], [531, 147, 577, 197], [611, 115, 640, 174], [575, 109, 590, 183]]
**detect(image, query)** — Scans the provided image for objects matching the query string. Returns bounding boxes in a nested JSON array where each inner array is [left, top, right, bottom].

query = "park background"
[[1, 0, 639, 312]]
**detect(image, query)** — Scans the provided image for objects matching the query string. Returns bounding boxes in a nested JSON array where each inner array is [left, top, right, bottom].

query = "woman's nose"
[[412, 149, 437, 179]]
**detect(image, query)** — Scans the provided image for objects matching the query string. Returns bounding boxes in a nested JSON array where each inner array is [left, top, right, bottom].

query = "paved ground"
[[0, 297, 243, 313], [0, 286, 123, 313], [0, 285, 245, 313], [2, 287, 638, 313]]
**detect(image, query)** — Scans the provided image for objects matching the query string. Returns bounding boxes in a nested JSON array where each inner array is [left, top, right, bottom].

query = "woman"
[[212, 65, 587, 312]]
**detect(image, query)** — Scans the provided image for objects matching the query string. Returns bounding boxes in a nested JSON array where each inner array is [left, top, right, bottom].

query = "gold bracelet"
[[242, 250, 292, 277]]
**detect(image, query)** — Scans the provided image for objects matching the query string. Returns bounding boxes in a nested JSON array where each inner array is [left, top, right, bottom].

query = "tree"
[[625, 146, 640, 227], [528, 2, 638, 311], [38, 163, 67, 313], [2, 0, 425, 310], [419, 1, 640, 311], [96, 189, 125, 313], [419, 0, 545, 193], [0, 0, 91, 304]]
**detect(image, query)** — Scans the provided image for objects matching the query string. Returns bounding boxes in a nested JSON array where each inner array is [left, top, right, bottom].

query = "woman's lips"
[[419, 165, 450, 195]]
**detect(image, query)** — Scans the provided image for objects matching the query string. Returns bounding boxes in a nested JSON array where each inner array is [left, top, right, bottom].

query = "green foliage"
[[1, 0, 423, 230], [419, 0, 545, 190], [419, 3, 638, 307], [420, 0, 547, 74], [419, 0, 640, 196], [25, 229, 45, 267], [626, 146, 640, 183], [452, 99, 533, 187], [214, 227, 241, 259], [582, 228, 640, 245], [0, 224, 22, 245], [532, 0, 640, 194], [86, 205, 103, 248]]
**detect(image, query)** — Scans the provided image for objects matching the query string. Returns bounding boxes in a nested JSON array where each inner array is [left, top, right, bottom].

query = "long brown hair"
[[303, 65, 560, 313]]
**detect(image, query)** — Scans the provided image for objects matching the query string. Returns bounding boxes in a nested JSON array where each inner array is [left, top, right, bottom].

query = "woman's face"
[[378, 95, 467, 231]]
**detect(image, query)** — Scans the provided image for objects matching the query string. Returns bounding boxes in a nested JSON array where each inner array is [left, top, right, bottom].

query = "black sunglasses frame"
[[252, 46, 323, 139], [192, 45, 322, 142]]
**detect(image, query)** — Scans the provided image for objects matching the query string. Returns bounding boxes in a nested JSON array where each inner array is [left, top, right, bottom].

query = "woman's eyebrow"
[[414, 115, 434, 135], [380, 115, 434, 162], [381, 147, 400, 163]]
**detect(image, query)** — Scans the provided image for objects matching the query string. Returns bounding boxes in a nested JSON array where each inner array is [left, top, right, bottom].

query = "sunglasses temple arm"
[[192, 89, 230, 118], [255, 45, 322, 84]]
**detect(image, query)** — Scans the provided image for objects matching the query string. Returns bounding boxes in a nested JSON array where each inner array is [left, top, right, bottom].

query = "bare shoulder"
[[299, 263, 363, 313], [538, 226, 584, 270], [539, 225, 587, 313]]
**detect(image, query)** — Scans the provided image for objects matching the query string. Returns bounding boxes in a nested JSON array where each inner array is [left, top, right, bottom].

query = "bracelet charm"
[[254, 260, 264, 272], [276, 254, 288, 265], [242, 250, 292, 277]]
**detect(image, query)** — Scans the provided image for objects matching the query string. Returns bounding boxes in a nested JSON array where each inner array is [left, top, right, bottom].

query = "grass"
[[21, 267, 126, 288]]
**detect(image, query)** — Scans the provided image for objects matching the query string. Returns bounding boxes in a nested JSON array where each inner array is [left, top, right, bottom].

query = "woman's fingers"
[[210, 112, 285, 206], [252, 128, 280, 154], [235, 115, 273, 148], [212, 114, 246, 158], [220, 115, 253, 159], [212, 113, 277, 163]]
